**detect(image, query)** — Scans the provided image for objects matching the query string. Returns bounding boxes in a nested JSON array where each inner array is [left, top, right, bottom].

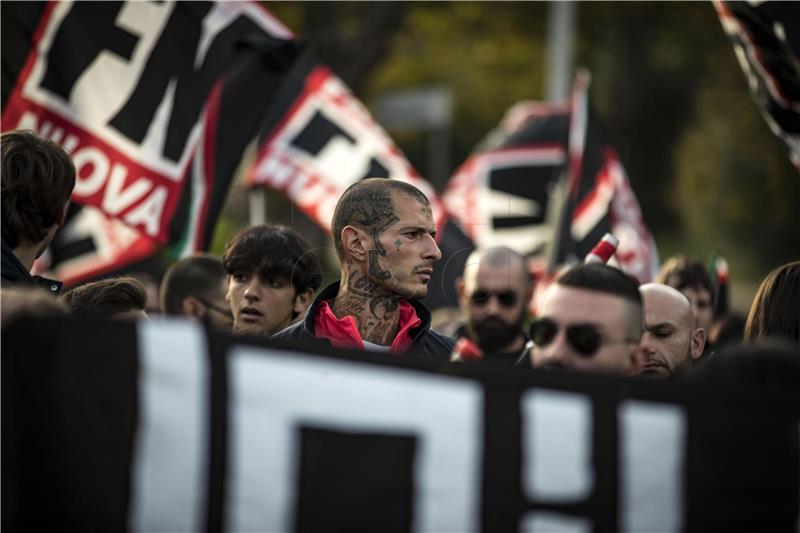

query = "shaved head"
[[639, 283, 706, 377]]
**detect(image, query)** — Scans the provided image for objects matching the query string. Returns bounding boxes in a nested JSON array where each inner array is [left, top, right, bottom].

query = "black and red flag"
[[244, 53, 473, 308], [443, 71, 658, 287], [1, 1, 300, 285], [714, 0, 800, 172]]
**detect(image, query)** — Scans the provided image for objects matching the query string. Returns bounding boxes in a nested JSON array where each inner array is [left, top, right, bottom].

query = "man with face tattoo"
[[450, 247, 534, 366], [272, 178, 454, 359]]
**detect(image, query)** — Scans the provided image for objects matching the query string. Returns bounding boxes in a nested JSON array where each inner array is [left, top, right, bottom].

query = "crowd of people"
[[2, 129, 799, 385]]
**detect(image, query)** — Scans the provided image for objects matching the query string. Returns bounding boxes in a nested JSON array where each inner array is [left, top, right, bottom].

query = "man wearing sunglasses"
[[638, 283, 706, 378], [452, 247, 533, 365], [529, 263, 647, 374], [160, 254, 234, 332]]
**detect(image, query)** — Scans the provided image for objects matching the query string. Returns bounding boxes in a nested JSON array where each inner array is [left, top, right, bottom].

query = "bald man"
[[639, 283, 707, 378], [453, 247, 533, 364]]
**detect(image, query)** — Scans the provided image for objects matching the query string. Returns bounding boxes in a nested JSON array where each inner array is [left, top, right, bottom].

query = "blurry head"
[[160, 254, 232, 331], [1, 130, 75, 255], [223, 225, 321, 336], [530, 263, 646, 374], [332, 178, 442, 300], [657, 256, 715, 332], [639, 283, 706, 378], [127, 271, 160, 314], [457, 246, 532, 352], [61, 277, 148, 321], [1, 286, 69, 329], [744, 260, 800, 347]]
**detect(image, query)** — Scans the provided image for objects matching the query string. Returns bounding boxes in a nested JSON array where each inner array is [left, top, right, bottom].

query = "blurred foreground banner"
[[714, 0, 800, 173], [1, 1, 300, 284], [443, 72, 659, 284], [3, 318, 798, 532]]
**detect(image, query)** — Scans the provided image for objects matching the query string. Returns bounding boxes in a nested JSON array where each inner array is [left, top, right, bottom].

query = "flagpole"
[[544, 1, 576, 101], [249, 189, 266, 226]]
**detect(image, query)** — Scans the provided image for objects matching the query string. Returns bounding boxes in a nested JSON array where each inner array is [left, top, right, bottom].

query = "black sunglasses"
[[197, 297, 234, 320], [529, 318, 636, 358], [470, 290, 518, 308]]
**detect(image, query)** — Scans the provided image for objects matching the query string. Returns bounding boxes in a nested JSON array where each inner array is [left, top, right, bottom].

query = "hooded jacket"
[[272, 282, 454, 360]]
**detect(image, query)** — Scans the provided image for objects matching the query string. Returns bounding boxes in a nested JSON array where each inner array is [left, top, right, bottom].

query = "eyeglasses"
[[529, 318, 637, 358], [197, 298, 234, 321], [470, 290, 518, 308]]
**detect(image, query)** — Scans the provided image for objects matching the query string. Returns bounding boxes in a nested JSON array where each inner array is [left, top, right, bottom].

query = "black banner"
[[2, 318, 798, 532]]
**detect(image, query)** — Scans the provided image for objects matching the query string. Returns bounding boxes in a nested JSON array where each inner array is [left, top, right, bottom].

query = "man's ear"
[[293, 289, 314, 315], [690, 328, 707, 359], [181, 297, 205, 319], [341, 226, 367, 261]]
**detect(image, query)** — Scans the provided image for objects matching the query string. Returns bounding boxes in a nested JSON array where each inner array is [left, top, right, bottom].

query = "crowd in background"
[[2, 130, 798, 388]]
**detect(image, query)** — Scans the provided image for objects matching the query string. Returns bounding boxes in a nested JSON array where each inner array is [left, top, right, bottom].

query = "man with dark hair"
[[1, 130, 76, 294], [656, 256, 715, 335], [451, 246, 533, 365], [529, 263, 646, 374], [61, 277, 148, 321], [273, 178, 453, 358], [639, 283, 706, 378], [223, 225, 321, 337], [160, 254, 232, 331]]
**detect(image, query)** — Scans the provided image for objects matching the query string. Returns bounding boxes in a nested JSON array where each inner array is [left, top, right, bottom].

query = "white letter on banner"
[[618, 400, 686, 533], [129, 319, 208, 533], [519, 389, 592, 533], [226, 346, 483, 533]]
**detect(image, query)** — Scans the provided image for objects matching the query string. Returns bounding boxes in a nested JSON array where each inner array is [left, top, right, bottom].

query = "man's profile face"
[[530, 284, 639, 374], [460, 260, 529, 351], [226, 269, 299, 336], [368, 191, 442, 300], [680, 286, 713, 333], [640, 287, 695, 377]]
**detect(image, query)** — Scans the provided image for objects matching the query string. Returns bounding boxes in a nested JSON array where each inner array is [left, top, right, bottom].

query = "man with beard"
[[273, 178, 453, 358], [638, 283, 706, 378], [450, 247, 533, 366]]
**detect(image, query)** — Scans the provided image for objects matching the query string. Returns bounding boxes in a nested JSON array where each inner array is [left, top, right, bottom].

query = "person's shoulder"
[[419, 328, 456, 358], [272, 319, 308, 342]]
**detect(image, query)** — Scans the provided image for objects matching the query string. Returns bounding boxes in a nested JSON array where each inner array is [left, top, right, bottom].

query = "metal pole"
[[248, 188, 266, 226], [545, 1, 576, 101]]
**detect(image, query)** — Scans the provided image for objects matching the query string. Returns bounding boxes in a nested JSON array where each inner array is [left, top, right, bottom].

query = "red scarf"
[[314, 300, 421, 353]]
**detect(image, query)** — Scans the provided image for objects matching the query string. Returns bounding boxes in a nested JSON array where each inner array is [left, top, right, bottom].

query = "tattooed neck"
[[333, 268, 402, 346]]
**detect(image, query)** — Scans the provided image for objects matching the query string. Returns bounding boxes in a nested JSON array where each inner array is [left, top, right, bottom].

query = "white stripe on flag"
[[129, 318, 208, 532]]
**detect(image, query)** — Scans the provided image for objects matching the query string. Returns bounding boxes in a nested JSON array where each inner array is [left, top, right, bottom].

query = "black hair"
[[160, 254, 226, 314], [1, 130, 76, 248], [656, 256, 715, 300], [222, 225, 321, 295], [556, 263, 642, 305], [331, 178, 430, 259], [555, 263, 643, 338], [61, 277, 147, 319]]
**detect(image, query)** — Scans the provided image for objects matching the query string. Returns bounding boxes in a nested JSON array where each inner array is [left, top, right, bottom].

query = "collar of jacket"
[[1, 239, 63, 294], [300, 281, 434, 347]]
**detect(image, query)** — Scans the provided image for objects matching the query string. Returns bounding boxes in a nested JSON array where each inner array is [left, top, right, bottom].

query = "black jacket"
[[272, 282, 454, 360], [1, 239, 62, 295]]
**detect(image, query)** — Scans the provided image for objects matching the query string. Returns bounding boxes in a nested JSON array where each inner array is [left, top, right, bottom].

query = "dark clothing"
[[451, 325, 532, 367], [1, 239, 62, 295], [272, 282, 454, 360]]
